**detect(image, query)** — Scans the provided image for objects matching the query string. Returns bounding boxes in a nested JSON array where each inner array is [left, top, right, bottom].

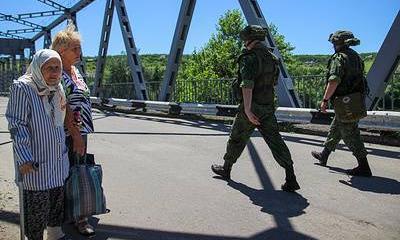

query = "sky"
[[1, 0, 399, 57]]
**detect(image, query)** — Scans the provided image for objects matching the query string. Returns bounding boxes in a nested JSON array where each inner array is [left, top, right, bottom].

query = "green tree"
[[269, 24, 295, 66], [176, 9, 297, 103]]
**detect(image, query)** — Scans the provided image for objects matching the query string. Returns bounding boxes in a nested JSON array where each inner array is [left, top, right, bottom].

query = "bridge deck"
[[1, 97, 399, 240]]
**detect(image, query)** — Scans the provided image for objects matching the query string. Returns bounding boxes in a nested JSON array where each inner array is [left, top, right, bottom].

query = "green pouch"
[[333, 92, 367, 123]]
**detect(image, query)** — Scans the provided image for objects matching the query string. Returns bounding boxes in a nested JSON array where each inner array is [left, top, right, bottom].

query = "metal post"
[[0, 60, 4, 92], [19, 54, 26, 75], [14, 151, 25, 240], [68, 13, 88, 83], [93, 0, 115, 97], [43, 29, 52, 49], [238, 0, 301, 107], [114, 0, 148, 100], [29, 45, 36, 61], [11, 55, 17, 80], [159, 0, 196, 101], [5, 58, 10, 87], [366, 11, 400, 110]]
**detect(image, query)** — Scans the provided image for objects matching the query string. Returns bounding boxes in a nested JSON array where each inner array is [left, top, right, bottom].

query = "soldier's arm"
[[242, 88, 260, 125], [320, 81, 338, 113], [321, 55, 343, 112], [239, 54, 260, 125], [322, 81, 339, 102]]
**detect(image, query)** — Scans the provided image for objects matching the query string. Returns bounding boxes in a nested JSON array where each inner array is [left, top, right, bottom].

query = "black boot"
[[211, 161, 232, 180], [281, 165, 300, 192], [311, 147, 331, 166], [347, 157, 372, 177]]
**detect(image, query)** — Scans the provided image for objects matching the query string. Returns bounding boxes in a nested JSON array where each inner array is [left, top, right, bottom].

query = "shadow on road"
[[283, 135, 400, 160], [339, 176, 400, 194], [0, 210, 316, 240], [227, 180, 309, 217]]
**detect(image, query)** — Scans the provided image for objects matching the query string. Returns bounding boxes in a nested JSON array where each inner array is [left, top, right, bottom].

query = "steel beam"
[[68, 14, 88, 82], [366, 11, 400, 110], [0, 39, 33, 55], [159, 0, 196, 101], [0, 13, 43, 29], [0, 31, 26, 39], [238, 0, 301, 108], [32, 0, 95, 42], [7, 28, 41, 34], [93, 0, 115, 97], [115, 0, 148, 100], [36, 0, 67, 11], [17, 10, 64, 19]]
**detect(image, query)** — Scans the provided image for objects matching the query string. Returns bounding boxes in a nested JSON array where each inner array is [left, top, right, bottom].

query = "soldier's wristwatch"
[[322, 98, 329, 103]]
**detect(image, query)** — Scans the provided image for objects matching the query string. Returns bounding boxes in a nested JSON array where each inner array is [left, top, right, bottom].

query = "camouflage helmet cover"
[[239, 25, 266, 41], [328, 30, 360, 46]]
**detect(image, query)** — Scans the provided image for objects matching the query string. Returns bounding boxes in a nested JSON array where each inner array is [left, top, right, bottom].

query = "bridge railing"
[[85, 73, 400, 111], [1, 72, 399, 111]]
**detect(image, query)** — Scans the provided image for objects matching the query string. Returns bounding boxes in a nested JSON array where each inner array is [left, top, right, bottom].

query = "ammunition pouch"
[[333, 92, 367, 123]]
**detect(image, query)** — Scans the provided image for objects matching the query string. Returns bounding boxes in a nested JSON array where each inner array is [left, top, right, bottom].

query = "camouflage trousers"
[[324, 117, 368, 159], [223, 103, 293, 169]]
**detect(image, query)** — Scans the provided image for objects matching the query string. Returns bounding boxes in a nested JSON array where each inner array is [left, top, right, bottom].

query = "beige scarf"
[[18, 49, 66, 126]]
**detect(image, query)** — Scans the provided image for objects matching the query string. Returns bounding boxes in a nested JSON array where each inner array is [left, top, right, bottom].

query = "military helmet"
[[328, 30, 360, 46], [239, 25, 266, 41]]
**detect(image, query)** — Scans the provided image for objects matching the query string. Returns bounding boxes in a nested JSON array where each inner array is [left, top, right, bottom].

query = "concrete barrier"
[[90, 97, 400, 132]]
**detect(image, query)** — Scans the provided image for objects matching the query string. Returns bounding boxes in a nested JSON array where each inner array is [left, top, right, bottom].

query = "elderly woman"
[[6, 49, 69, 240], [51, 23, 95, 236]]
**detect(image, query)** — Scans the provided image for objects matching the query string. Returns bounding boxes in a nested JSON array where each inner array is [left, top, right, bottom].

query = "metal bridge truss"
[[0, 1, 399, 107], [365, 11, 400, 110]]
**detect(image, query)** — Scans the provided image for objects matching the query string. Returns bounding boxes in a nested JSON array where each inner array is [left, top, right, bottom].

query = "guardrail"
[[90, 97, 400, 132], [86, 73, 400, 111]]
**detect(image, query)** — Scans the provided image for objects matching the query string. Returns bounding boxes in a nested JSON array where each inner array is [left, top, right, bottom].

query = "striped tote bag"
[[64, 154, 109, 222]]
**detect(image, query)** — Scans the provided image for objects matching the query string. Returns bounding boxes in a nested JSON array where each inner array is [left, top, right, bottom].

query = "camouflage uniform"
[[224, 43, 293, 169], [323, 48, 368, 159], [312, 30, 371, 177], [212, 25, 299, 192]]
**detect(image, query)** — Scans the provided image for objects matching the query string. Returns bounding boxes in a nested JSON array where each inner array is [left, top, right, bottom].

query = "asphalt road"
[[1, 97, 399, 240]]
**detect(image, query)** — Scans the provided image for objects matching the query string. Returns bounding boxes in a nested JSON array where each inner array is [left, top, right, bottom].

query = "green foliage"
[[174, 10, 246, 102], [83, 10, 399, 110], [179, 9, 244, 81], [269, 24, 295, 65], [175, 9, 300, 103]]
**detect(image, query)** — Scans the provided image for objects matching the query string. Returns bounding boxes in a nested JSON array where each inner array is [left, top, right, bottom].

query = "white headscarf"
[[18, 49, 66, 126]]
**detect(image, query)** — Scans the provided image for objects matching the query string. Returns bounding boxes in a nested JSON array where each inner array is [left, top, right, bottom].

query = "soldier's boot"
[[347, 157, 372, 177], [211, 161, 232, 180], [281, 165, 300, 192], [311, 147, 331, 166]]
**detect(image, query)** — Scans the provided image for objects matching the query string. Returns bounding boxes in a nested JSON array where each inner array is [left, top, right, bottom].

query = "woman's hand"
[[72, 135, 85, 156], [19, 163, 36, 175]]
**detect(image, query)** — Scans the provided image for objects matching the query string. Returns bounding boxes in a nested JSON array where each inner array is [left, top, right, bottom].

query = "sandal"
[[76, 219, 95, 237]]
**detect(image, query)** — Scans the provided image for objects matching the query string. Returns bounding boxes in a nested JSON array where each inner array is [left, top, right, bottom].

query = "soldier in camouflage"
[[311, 30, 372, 177], [211, 25, 300, 192]]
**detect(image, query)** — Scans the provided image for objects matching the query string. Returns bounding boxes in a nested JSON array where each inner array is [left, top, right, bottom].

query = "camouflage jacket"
[[326, 48, 367, 97], [238, 43, 279, 105]]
